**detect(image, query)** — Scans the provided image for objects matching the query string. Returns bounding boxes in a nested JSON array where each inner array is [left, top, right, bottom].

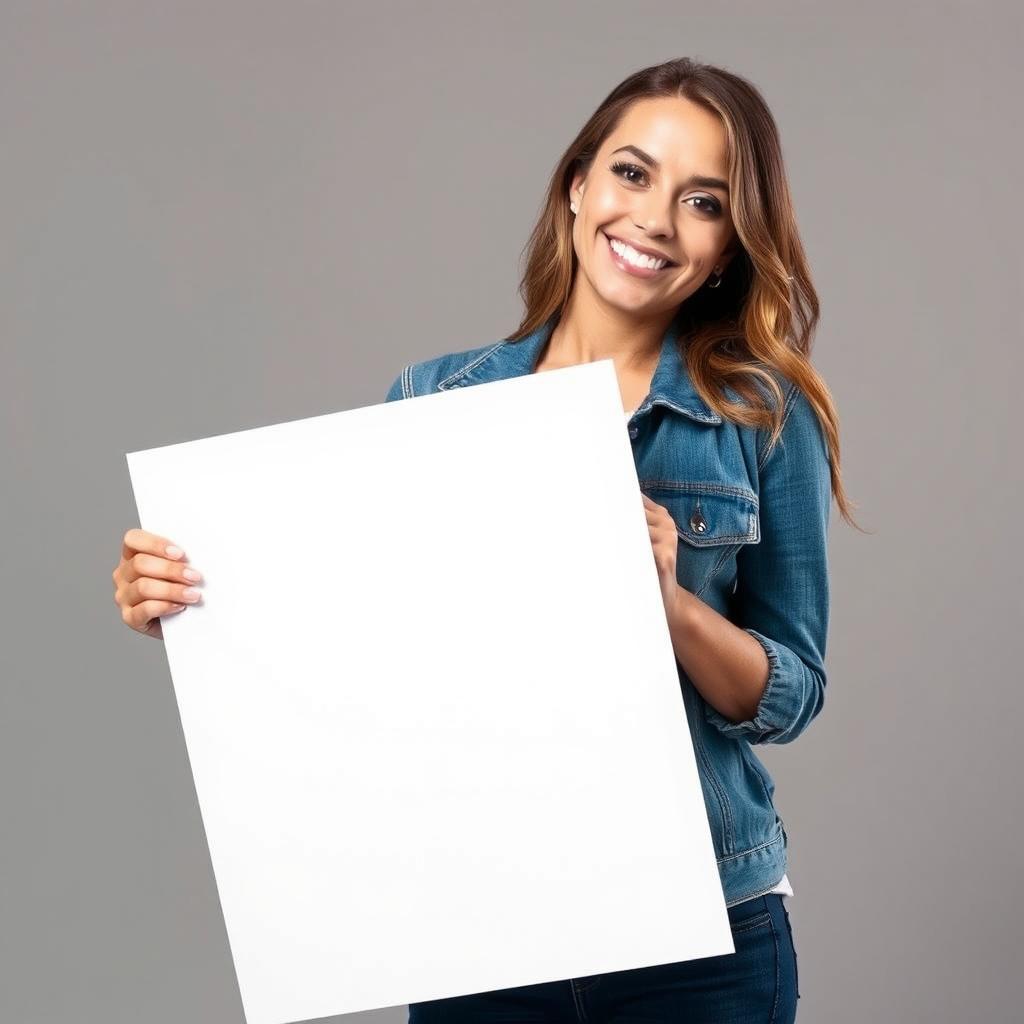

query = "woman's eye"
[[610, 162, 721, 216], [610, 160, 648, 185], [689, 196, 722, 215]]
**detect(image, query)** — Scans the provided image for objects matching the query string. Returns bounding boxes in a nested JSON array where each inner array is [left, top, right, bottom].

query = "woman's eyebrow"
[[609, 144, 730, 194]]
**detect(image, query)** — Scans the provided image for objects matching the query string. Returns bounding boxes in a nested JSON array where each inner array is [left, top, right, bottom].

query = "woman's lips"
[[602, 232, 674, 279]]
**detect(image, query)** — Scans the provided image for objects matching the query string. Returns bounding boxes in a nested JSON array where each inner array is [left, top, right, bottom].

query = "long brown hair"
[[508, 57, 863, 532]]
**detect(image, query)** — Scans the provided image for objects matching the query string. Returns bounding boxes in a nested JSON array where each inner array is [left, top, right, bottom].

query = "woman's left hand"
[[642, 493, 682, 617]]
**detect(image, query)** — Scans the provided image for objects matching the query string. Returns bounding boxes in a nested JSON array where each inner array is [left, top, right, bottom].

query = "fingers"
[[121, 528, 186, 565], [117, 528, 198, 587], [115, 527, 201, 639], [142, 618, 165, 641], [129, 574, 203, 612], [122, 597, 188, 635], [125, 550, 202, 586], [641, 495, 674, 529]]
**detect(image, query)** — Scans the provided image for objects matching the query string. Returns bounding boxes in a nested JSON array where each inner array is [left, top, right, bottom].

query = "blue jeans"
[[408, 894, 800, 1023]]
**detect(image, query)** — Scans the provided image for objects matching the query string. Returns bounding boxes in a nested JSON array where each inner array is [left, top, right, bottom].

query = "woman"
[[113, 57, 859, 1023]]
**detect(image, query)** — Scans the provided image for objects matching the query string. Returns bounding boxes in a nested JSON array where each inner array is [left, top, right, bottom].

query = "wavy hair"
[[507, 57, 863, 531]]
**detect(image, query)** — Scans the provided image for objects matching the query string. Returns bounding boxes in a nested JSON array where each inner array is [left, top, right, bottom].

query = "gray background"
[[2, 1, 1021, 1021]]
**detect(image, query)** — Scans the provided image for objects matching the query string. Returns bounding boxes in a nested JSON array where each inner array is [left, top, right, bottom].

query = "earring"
[[570, 201, 577, 214], [707, 269, 723, 288]]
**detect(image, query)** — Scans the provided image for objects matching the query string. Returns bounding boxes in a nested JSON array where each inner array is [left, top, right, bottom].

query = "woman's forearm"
[[665, 583, 770, 725]]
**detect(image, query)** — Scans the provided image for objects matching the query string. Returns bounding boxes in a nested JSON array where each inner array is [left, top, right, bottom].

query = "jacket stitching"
[[683, 682, 735, 855], [693, 730, 734, 855], [724, 878, 786, 909], [717, 822, 784, 865], [641, 479, 758, 505], [679, 528, 756, 547], [694, 543, 742, 599], [756, 381, 799, 471], [746, 750, 777, 808], [436, 342, 507, 389]]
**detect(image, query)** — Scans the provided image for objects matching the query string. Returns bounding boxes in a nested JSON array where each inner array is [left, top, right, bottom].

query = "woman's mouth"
[[602, 231, 676, 279]]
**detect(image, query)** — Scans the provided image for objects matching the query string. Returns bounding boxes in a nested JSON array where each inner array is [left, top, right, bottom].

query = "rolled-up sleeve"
[[703, 381, 832, 745]]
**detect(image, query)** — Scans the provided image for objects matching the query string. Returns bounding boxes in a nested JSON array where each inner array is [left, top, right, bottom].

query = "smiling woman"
[[390, 55, 862, 1024], [560, 94, 739, 318]]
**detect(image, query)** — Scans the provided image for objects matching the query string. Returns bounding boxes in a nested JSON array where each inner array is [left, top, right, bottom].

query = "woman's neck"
[[546, 295, 672, 370]]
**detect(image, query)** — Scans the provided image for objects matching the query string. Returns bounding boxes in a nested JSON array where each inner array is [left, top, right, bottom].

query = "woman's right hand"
[[112, 528, 204, 640]]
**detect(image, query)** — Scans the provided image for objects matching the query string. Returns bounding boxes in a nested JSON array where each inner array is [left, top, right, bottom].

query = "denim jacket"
[[384, 313, 832, 908]]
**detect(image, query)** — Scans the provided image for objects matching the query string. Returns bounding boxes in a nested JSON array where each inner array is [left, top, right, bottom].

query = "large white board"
[[125, 358, 733, 1023]]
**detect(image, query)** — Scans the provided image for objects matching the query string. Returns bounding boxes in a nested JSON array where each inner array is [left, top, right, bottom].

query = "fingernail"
[[183, 568, 202, 582], [182, 587, 202, 600], [166, 545, 184, 559]]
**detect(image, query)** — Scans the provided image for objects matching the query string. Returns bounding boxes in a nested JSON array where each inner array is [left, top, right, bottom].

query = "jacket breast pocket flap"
[[641, 481, 761, 548]]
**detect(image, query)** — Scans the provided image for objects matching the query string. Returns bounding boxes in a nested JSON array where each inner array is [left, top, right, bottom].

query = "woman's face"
[[569, 95, 738, 319]]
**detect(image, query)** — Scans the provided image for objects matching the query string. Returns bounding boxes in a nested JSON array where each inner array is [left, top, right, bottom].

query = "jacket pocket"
[[640, 480, 760, 598]]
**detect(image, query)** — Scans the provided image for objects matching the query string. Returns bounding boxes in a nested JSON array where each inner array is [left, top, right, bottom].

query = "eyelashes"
[[610, 160, 651, 186], [609, 161, 722, 216]]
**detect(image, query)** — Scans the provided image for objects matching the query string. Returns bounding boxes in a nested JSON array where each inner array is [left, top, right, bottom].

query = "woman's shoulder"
[[385, 339, 505, 401]]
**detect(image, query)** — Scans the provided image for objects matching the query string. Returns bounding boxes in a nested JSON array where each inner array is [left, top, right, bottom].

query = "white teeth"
[[608, 236, 669, 270]]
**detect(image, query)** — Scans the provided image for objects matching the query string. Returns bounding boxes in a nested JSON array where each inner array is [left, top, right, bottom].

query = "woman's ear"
[[717, 232, 741, 271], [569, 170, 586, 208]]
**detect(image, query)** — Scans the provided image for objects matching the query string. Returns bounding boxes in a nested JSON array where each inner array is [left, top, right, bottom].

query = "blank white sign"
[[125, 358, 734, 1024]]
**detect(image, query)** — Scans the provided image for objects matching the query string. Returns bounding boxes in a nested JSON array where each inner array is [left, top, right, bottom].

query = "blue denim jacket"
[[384, 313, 831, 908]]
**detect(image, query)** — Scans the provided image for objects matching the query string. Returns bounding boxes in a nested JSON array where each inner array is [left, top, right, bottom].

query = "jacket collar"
[[436, 313, 723, 425]]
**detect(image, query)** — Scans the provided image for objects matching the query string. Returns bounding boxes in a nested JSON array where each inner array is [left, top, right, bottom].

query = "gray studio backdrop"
[[3, 2, 1021, 1022]]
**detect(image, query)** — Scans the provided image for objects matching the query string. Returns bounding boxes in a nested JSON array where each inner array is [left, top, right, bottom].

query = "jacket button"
[[628, 426, 638, 439], [689, 510, 707, 534]]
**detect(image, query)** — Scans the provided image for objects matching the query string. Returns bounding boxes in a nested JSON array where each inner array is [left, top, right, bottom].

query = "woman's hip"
[[408, 893, 800, 1023]]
